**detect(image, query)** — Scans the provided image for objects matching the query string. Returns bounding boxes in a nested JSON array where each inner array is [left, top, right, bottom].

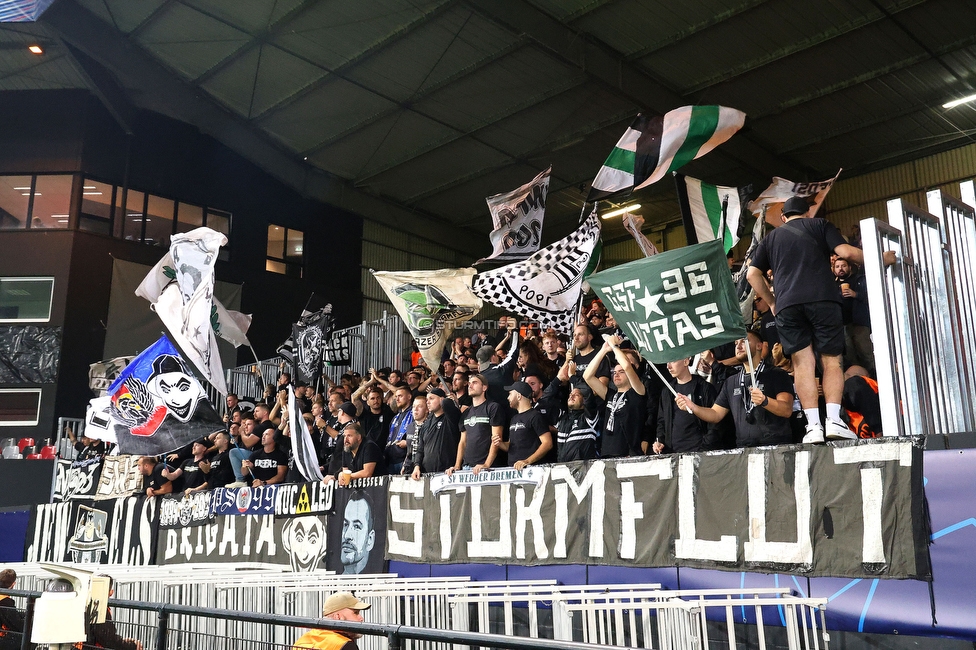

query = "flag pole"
[[744, 334, 757, 389], [647, 359, 693, 414], [719, 194, 729, 252], [672, 172, 698, 246]]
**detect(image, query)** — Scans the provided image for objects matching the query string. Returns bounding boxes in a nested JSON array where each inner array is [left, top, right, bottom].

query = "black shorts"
[[775, 301, 845, 356]]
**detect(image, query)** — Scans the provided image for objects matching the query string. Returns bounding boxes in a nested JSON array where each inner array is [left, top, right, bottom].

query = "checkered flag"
[[473, 208, 601, 336]]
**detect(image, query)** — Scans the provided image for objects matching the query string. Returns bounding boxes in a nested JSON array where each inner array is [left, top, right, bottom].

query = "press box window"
[[0, 389, 42, 426], [0, 278, 54, 322], [266, 225, 303, 277]]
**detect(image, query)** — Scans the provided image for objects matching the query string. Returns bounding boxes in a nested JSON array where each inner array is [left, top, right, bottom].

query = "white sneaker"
[[826, 419, 857, 441], [802, 423, 825, 444]]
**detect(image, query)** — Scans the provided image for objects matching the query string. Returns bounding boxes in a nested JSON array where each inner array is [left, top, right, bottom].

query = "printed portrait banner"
[[93, 454, 145, 501], [587, 239, 745, 363], [476, 166, 551, 265], [27, 496, 159, 566], [326, 479, 389, 576], [53, 458, 102, 502], [387, 439, 929, 579], [373, 268, 483, 371], [211, 485, 279, 517]]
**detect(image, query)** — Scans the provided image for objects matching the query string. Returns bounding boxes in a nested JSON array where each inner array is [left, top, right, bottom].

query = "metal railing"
[[861, 180, 976, 437]]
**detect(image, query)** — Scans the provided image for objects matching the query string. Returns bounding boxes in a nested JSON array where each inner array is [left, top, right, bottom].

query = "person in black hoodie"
[[654, 358, 719, 454]]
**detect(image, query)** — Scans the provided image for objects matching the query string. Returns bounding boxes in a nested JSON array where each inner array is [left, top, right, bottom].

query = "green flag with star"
[[586, 239, 746, 363]]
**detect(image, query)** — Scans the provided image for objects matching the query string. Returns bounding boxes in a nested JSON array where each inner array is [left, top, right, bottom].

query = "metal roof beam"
[[40, 0, 488, 250], [464, 0, 810, 180]]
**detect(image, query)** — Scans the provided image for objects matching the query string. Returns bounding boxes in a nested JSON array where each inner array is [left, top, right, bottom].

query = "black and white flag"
[[278, 303, 332, 364], [476, 166, 551, 265], [323, 330, 351, 366], [472, 208, 601, 336], [289, 385, 323, 481], [292, 310, 332, 385]]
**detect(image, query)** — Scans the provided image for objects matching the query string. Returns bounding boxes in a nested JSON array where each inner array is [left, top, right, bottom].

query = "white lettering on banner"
[[550, 461, 606, 558], [256, 516, 276, 556], [696, 303, 724, 338], [673, 312, 702, 346], [616, 458, 673, 560], [219, 517, 239, 557], [624, 307, 725, 354], [179, 526, 192, 560], [832, 443, 911, 565], [674, 454, 738, 561], [387, 477, 425, 558], [515, 473, 549, 559], [439, 493, 453, 560], [468, 485, 512, 557], [743, 452, 813, 565]]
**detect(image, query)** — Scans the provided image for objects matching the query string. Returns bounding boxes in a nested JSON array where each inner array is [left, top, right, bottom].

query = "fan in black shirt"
[[583, 334, 647, 458], [241, 427, 288, 487]]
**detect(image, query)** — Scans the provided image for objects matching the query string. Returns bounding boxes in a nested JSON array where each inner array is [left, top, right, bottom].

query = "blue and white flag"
[[107, 336, 223, 456]]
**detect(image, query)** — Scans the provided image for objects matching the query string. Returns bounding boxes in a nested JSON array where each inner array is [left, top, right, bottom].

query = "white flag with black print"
[[372, 268, 483, 371], [147, 228, 227, 394], [749, 169, 842, 226], [476, 166, 551, 265], [288, 384, 323, 481], [472, 207, 602, 336]]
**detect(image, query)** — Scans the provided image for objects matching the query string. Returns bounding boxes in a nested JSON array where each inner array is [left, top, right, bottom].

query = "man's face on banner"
[[341, 497, 375, 574]]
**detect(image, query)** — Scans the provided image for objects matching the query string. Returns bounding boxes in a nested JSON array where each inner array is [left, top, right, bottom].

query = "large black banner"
[[53, 458, 102, 502], [26, 496, 158, 565], [386, 439, 929, 579], [157, 478, 387, 573]]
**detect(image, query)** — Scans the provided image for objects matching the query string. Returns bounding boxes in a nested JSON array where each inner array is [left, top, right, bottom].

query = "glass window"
[[144, 194, 175, 247], [0, 175, 31, 230], [205, 208, 231, 238], [176, 202, 204, 235], [121, 189, 145, 242], [0, 277, 54, 322], [30, 175, 72, 229], [80, 179, 114, 235], [266, 224, 303, 277], [0, 389, 42, 426]]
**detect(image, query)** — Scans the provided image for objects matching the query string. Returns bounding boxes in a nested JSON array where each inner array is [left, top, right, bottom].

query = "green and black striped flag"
[[674, 174, 752, 253], [587, 106, 745, 202]]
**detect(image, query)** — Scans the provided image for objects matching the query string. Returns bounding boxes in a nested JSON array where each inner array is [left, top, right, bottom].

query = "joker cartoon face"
[[147, 354, 204, 422]]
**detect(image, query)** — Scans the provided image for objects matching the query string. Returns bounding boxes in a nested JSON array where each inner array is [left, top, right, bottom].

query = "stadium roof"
[[2, 0, 975, 246]]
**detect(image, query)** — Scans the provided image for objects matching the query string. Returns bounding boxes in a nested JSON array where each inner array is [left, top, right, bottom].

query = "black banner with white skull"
[[386, 439, 930, 579], [26, 496, 159, 566], [292, 312, 332, 385]]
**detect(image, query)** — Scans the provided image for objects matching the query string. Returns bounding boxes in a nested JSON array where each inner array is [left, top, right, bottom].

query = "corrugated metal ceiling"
[[3, 0, 976, 249]]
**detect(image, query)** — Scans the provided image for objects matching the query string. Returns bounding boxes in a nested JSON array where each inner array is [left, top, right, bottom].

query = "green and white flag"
[[677, 175, 751, 253], [587, 107, 745, 202], [372, 268, 483, 371], [586, 240, 745, 364]]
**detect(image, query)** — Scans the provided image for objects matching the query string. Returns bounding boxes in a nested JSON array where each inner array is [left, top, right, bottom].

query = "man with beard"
[[677, 332, 795, 448], [447, 374, 504, 475], [583, 335, 646, 458], [327, 422, 382, 486], [205, 431, 235, 489], [401, 395, 427, 477], [492, 381, 552, 470], [571, 324, 611, 393], [138, 456, 172, 498], [340, 491, 376, 574], [242, 427, 288, 487], [833, 257, 875, 375], [449, 369, 472, 412], [354, 386, 394, 449], [654, 358, 719, 454], [161, 439, 211, 495], [411, 389, 460, 478], [385, 386, 414, 475], [292, 592, 371, 650]]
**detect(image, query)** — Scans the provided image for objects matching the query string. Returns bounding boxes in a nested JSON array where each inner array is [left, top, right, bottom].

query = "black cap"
[[338, 402, 357, 417], [782, 196, 809, 217], [504, 381, 533, 399], [428, 387, 447, 398]]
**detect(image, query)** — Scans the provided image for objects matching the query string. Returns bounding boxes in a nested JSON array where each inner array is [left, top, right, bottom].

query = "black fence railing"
[[0, 588, 611, 650]]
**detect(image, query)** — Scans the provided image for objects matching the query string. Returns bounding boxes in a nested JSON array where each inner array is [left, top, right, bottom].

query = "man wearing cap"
[[292, 592, 371, 650], [747, 196, 895, 444], [477, 320, 520, 405], [411, 388, 461, 478], [492, 381, 553, 470], [448, 374, 504, 475]]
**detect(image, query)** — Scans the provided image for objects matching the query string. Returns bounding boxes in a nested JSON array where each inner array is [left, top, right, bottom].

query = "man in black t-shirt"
[[242, 428, 288, 487], [449, 374, 505, 474], [207, 432, 235, 489], [654, 358, 718, 454], [412, 389, 461, 477], [748, 196, 895, 444], [162, 439, 211, 495], [493, 381, 552, 470], [677, 333, 795, 448], [327, 422, 383, 485], [571, 324, 611, 392], [357, 387, 395, 449], [583, 334, 646, 458], [139, 456, 172, 498]]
